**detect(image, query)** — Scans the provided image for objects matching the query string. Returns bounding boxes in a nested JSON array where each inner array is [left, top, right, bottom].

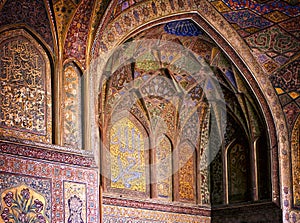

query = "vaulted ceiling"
[[0, 0, 299, 133]]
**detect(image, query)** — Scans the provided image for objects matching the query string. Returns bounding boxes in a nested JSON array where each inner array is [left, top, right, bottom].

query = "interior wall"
[[0, 0, 299, 222]]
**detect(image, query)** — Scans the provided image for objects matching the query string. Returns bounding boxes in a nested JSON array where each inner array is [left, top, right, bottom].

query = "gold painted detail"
[[179, 145, 195, 201], [275, 87, 285, 95], [110, 117, 146, 192], [263, 11, 289, 23], [211, 1, 231, 12], [103, 204, 211, 223], [289, 91, 299, 99]]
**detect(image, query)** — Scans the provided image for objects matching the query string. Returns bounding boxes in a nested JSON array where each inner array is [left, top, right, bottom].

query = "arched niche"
[[102, 113, 150, 198], [0, 28, 52, 143], [226, 142, 251, 204], [91, 16, 280, 216], [90, 9, 283, 206], [174, 140, 197, 203]]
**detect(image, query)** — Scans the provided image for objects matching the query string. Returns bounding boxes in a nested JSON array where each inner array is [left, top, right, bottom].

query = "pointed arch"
[[103, 112, 150, 197]]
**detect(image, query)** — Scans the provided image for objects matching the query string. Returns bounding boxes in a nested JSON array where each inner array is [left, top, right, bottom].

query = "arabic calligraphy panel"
[[109, 117, 147, 194], [0, 29, 52, 142]]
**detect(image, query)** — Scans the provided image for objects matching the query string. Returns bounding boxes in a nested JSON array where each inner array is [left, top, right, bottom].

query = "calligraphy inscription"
[[110, 117, 146, 192], [0, 36, 46, 135]]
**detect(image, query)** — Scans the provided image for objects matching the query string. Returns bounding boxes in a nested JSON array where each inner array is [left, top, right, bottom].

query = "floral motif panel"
[[0, 29, 52, 142], [0, 172, 51, 222], [0, 143, 99, 223], [0, 185, 49, 223], [109, 117, 147, 194], [63, 63, 83, 149]]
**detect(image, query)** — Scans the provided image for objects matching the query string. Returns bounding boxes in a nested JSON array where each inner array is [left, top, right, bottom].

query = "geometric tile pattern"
[[246, 26, 300, 55], [210, 0, 300, 76], [223, 10, 272, 29], [270, 58, 300, 131], [263, 10, 289, 23], [279, 16, 300, 39], [270, 59, 300, 92], [246, 26, 300, 73]]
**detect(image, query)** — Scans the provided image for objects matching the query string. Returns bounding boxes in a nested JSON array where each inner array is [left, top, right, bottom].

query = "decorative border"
[[0, 140, 97, 168], [103, 196, 211, 216], [103, 203, 211, 222]]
